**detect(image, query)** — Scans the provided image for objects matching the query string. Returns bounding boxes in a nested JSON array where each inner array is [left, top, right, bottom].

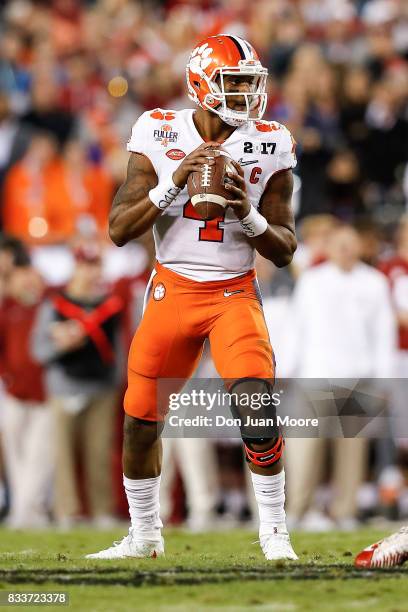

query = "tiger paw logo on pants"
[[153, 283, 166, 301]]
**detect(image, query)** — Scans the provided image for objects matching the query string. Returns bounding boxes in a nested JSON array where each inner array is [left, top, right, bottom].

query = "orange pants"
[[124, 262, 274, 421]]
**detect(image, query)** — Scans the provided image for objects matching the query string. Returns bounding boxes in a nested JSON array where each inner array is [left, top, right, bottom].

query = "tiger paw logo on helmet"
[[189, 43, 214, 74]]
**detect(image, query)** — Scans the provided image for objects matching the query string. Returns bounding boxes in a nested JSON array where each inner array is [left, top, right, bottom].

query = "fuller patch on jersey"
[[154, 124, 178, 147]]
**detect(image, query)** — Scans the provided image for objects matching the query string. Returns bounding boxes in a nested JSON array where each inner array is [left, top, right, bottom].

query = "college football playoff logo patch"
[[166, 149, 186, 160], [153, 283, 166, 301]]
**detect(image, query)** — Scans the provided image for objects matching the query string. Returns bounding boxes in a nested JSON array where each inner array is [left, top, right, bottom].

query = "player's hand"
[[225, 161, 251, 220], [172, 142, 221, 189]]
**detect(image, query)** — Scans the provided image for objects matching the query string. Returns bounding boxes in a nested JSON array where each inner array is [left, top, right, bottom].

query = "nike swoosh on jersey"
[[237, 158, 259, 166], [223, 289, 244, 297]]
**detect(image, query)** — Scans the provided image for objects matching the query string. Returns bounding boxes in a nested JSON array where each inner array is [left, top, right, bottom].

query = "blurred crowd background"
[[0, 0, 407, 532]]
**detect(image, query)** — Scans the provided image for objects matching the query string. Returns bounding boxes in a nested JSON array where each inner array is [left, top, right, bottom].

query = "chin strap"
[[244, 435, 284, 467]]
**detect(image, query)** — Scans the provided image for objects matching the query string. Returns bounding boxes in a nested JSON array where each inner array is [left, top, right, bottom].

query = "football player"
[[87, 35, 298, 560], [355, 526, 408, 568]]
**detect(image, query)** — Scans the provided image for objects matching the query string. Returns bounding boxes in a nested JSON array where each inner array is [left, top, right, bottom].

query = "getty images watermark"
[[167, 389, 318, 429], [158, 378, 406, 438]]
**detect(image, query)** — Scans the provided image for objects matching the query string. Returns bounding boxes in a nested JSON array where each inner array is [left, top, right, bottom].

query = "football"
[[187, 148, 237, 220]]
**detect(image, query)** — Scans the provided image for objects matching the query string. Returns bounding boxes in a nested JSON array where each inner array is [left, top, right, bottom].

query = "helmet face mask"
[[186, 36, 268, 127]]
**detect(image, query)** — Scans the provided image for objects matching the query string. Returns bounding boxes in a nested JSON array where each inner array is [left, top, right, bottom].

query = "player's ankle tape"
[[244, 436, 284, 466], [239, 206, 268, 237], [149, 178, 181, 210]]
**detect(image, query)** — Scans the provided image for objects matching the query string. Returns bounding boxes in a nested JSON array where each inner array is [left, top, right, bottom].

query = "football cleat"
[[355, 526, 408, 568], [85, 529, 164, 560], [259, 525, 299, 561]]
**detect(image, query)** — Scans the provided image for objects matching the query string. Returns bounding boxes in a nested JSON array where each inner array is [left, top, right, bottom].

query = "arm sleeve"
[[276, 126, 297, 173]]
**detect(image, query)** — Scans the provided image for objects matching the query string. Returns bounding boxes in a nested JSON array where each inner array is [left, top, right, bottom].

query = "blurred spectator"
[[0, 25, 31, 112], [20, 76, 76, 147], [46, 139, 113, 240], [0, 261, 52, 528], [0, 233, 30, 302], [0, 92, 31, 203], [325, 149, 364, 220], [0, 237, 31, 519], [283, 225, 396, 529], [2, 132, 57, 244], [339, 67, 371, 162], [0, 234, 31, 520], [292, 214, 339, 274], [364, 78, 408, 191], [31, 242, 124, 528], [3, 132, 113, 245], [355, 219, 384, 266], [380, 216, 408, 455]]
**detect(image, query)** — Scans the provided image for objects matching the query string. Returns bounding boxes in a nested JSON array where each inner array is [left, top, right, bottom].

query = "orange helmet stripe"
[[212, 35, 243, 66]]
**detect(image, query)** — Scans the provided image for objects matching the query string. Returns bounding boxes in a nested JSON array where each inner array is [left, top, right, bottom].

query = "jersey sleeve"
[[276, 126, 297, 172], [126, 112, 149, 155]]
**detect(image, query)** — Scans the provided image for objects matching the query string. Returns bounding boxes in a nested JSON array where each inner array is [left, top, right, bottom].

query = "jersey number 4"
[[183, 201, 225, 242]]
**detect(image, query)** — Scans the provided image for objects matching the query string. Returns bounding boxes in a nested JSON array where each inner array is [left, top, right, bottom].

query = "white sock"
[[251, 469, 286, 536], [123, 474, 163, 538]]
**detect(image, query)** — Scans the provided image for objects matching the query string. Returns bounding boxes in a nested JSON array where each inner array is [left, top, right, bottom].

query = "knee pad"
[[244, 435, 285, 467], [228, 377, 279, 441]]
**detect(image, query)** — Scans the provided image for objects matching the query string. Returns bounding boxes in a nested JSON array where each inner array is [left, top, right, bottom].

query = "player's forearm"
[[251, 225, 297, 267], [109, 194, 161, 246]]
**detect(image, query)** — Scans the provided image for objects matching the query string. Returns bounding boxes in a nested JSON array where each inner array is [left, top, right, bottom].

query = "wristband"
[[239, 206, 268, 237], [148, 177, 181, 210]]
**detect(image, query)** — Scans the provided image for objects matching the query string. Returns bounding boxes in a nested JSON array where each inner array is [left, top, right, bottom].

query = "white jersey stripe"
[[239, 37, 254, 60], [229, 35, 251, 60]]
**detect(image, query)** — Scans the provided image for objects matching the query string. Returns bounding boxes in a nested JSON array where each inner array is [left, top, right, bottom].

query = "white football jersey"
[[127, 108, 296, 282]]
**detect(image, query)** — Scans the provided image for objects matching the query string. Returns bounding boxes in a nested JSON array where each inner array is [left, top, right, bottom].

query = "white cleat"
[[85, 529, 164, 560], [259, 525, 298, 561], [355, 526, 408, 568]]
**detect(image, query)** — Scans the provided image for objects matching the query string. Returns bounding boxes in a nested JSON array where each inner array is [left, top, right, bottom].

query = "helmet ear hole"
[[193, 81, 200, 88]]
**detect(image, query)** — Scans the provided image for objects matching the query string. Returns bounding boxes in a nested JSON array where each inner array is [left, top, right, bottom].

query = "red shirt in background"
[[0, 298, 46, 402], [378, 256, 408, 350]]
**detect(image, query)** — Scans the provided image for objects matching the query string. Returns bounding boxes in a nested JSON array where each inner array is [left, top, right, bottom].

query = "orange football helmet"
[[186, 34, 268, 127]]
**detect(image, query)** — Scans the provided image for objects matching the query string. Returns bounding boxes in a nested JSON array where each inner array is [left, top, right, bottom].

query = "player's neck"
[[192, 108, 236, 143]]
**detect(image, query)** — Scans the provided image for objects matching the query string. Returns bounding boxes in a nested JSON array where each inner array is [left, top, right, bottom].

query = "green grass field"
[[0, 527, 407, 612]]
